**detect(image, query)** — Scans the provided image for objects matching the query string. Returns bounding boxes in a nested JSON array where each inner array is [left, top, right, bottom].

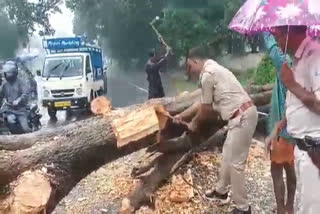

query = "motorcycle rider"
[[0, 60, 32, 133], [17, 57, 38, 101]]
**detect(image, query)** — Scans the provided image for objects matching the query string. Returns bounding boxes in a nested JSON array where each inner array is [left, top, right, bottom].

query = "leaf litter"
[[54, 143, 275, 214]]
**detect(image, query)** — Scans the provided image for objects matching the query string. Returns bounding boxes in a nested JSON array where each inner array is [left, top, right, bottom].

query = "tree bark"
[[0, 90, 205, 213], [0, 87, 272, 213], [121, 121, 228, 214], [245, 84, 274, 94], [0, 89, 202, 151]]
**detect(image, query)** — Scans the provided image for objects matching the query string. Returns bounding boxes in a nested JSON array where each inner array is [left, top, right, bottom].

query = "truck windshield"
[[43, 56, 83, 78]]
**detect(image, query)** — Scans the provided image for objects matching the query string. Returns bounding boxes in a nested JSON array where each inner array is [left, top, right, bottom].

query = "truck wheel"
[[90, 90, 94, 101], [98, 88, 104, 96], [86, 91, 94, 115], [48, 108, 57, 122], [66, 109, 72, 121], [104, 77, 108, 94]]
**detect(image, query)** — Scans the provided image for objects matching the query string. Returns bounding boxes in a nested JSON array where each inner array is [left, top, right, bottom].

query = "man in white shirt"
[[272, 25, 320, 214]]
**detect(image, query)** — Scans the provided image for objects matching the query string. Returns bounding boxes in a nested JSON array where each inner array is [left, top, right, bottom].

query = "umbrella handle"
[[284, 25, 290, 55]]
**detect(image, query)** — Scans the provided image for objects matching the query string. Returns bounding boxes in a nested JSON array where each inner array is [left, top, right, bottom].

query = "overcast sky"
[[27, 0, 74, 37], [22, 1, 74, 56], [50, 2, 74, 37]]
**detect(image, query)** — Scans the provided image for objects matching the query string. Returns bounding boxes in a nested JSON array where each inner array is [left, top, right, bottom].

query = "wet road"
[[105, 68, 181, 108], [39, 69, 188, 128]]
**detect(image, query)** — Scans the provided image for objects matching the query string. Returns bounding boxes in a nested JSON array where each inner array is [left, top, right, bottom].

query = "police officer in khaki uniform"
[[174, 48, 258, 214]]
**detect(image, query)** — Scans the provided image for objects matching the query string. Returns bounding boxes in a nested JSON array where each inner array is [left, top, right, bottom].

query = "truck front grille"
[[51, 89, 75, 93], [51, 89, 74, 98], [52, 94, 74, 98]]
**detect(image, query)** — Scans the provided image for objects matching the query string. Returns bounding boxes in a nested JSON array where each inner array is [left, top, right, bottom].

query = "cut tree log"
[[0, 170, 52, 214], [112, 105, 164, 148], [0, 87, 272, 214]]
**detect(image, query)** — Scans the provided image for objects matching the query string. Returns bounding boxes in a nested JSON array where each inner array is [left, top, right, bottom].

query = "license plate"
[[54, 101, 71, 107]]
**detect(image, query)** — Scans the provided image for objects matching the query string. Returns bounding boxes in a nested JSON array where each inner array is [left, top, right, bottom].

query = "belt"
[[231, 101, 254, 119], [295, 136, 320, 152]]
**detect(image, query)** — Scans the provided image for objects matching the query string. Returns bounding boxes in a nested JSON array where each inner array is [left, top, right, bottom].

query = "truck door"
[[85, 55, 94, 100]]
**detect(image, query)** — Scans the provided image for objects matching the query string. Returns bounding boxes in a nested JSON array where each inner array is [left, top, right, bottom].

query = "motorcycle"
[[0, 111, 9, 135], [0, 101, 42, 135]]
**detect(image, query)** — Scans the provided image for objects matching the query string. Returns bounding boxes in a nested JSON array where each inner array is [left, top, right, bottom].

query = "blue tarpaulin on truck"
[[43, 37, 104, 80]]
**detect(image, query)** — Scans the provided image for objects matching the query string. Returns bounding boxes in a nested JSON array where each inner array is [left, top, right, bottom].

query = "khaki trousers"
[[216, 106, 258, 211]]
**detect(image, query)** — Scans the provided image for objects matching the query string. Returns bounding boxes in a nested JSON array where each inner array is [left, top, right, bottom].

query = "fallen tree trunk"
[[121, 127, 228, 214], [0, 87, 272, 213], [0, 89, 202, 151], [0, 123, 81, 151], [245, 83, 274, 94], [0, 89, 271, 151], [250, 90, 272, 107], [0, 90, 212, 213]]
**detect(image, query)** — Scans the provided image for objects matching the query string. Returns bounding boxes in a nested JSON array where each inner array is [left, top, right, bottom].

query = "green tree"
[[157, 9, 211, 59], [1, 0, 61, 41], [67, 0, 166, 67], [223, 0, 246, 55], [67, 0, 250, 66], [0, 0, 62, 57], [224, 0, 244, 24], [0, 13, 19, 58], [155, 1, 225, 59]]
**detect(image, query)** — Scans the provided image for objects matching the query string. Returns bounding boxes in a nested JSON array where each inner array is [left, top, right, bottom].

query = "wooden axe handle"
[[150, 23, 172, 51]]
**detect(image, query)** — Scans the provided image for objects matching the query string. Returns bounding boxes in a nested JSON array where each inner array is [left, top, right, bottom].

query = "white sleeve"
[[309, 52, 320, 99]]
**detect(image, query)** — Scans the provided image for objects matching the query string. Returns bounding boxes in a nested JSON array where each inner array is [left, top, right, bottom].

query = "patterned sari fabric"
[[264, 33, 295, 164], [263, 33, 292, 140]]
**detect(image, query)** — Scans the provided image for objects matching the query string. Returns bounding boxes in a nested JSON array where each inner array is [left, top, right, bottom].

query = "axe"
[[150, 16, 173, 54]]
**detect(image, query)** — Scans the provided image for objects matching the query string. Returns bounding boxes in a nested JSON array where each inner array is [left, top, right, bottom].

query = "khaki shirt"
[[200, 60, 251, 121]]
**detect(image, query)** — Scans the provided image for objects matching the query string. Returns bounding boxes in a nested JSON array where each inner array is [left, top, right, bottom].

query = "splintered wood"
[[91, 96, 112, 116], [112, 105, 169, 148], [169, 169, 194, 203]]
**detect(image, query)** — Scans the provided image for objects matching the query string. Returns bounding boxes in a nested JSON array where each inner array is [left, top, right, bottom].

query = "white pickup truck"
[[38, 37, 107, 120]]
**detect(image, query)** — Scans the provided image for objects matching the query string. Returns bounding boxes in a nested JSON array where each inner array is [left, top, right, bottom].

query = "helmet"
[[2, 60, 18, 83]]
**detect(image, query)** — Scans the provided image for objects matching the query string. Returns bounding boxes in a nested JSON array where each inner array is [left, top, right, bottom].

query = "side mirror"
[[103, 66, 108, 71], [86, 68, 92, 74], [36, 70, 41, 76]]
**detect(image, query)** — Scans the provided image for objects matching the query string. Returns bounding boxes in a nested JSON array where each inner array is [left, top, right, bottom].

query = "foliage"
[[1, 0, 61, 41], [67, 0, 226, 63], [248, 56, 276, 85], [67, 0, 166, 67], [158, 0, 246, 58], [156, 1, 224, 59], [157, 10, 212, 58], [222, 0, 247, 55], [224, 0, 244, 24], [67, 0, 251, 65], [0, 13, 19, 58]]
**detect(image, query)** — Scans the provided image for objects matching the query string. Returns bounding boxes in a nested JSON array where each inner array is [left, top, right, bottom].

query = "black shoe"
[[48, 116, 58, 124], [205, 189, 230, 205], [229, 206, 252, 214]]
